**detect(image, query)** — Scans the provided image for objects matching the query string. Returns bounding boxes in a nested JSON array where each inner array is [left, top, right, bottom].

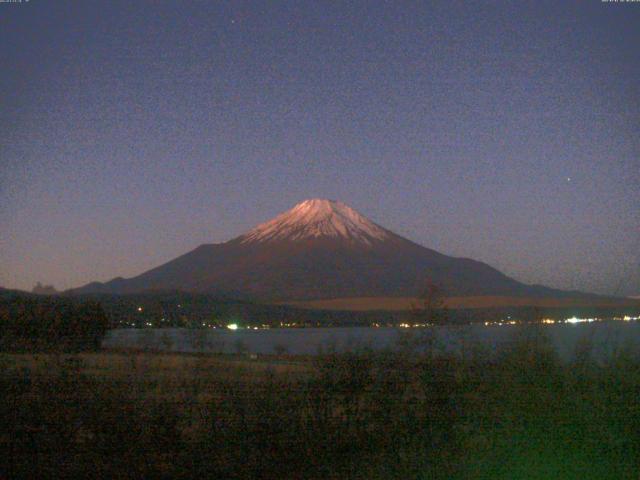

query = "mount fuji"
[[70, 199, 578, 301]]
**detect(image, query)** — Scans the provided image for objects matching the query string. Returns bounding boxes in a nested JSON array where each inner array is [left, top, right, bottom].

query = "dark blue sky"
[[1, 1, 638, 295]]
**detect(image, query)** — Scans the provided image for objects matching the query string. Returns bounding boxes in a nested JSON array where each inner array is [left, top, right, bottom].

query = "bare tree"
[[410, 281, 449, 326]]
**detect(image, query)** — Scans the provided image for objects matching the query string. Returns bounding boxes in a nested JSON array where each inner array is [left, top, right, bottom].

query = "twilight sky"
[[1, 0, 638, 296]]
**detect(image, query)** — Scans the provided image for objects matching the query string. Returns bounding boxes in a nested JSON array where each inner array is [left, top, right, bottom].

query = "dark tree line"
[[0, 296, 111, 352]]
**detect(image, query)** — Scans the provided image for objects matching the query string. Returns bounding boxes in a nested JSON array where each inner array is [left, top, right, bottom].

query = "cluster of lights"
[[483, 320, 519, 326], [481, 315, 640, 326], [565, 316, 597, 324], [226, 324, 272, 330], [123, 319, 277, 330], [126, 304, 639, 330], [564, 316, 638, 324]]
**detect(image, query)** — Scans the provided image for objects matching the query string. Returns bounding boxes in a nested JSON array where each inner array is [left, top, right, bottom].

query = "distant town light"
[[227, 323, 238, 330], [137, 307, 143, 312], [566, 316, 596, 324]]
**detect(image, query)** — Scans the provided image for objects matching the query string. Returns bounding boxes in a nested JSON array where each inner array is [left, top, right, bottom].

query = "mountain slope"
[[70, 199, 580, 300]]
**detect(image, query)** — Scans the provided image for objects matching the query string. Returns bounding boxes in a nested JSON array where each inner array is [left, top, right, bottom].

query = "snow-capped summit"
[[239, 199, 390, 244]]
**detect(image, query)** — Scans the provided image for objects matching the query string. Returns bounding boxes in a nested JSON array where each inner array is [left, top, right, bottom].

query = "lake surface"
[[103, 321, 640, 360]]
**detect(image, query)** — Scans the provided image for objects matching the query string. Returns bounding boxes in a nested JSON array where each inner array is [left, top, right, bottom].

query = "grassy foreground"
[[2, 328, 640, 479]]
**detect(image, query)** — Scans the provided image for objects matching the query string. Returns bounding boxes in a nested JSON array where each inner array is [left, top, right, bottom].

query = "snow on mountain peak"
[[239, 199, 390, 244]]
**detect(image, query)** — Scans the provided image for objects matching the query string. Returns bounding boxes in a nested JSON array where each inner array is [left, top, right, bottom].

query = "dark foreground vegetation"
[[2, 326, 640, 479], [0, 295, 110, 352]]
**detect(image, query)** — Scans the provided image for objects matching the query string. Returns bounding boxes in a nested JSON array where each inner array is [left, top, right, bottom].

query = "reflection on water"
[[103, 321, 640, 360]]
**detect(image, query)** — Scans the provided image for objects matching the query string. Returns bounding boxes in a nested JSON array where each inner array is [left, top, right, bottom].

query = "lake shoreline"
[[102, 320, 640, 360]]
